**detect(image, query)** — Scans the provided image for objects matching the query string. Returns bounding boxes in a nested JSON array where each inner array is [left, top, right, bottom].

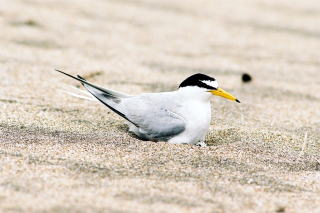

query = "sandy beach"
[[1, 0, 320, 212]]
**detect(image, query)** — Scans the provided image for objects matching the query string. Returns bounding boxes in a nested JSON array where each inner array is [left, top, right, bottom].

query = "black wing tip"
[[77, 75, 86, 81], [55, 69, 64, 74], [55, 69, 83, 81], [55, 69, 74, 78], [55, 69, 87, 81]]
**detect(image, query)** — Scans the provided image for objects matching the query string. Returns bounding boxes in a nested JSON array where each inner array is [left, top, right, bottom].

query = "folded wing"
[[56, 70, 186, 141], [122, 95, 186, 141]]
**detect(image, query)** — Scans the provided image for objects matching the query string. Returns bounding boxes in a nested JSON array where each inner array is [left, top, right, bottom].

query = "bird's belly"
[[186, 114, 211, 142], [169, 102, 211, 144]]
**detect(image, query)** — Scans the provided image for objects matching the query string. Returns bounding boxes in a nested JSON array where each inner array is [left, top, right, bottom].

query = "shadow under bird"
[[56, 70, 240, 146]]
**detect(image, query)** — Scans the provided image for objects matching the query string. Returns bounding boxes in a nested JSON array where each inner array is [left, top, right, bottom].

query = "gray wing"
[[123, 95, 186, 141]]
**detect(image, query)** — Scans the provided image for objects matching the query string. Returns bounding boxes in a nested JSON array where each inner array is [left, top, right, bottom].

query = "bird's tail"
[[55, 69, 136, 125], [57, 83, 97, 101]]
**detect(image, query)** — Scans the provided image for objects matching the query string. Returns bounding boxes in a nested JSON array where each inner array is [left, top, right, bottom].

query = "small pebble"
[[242, 73, 252, 83]]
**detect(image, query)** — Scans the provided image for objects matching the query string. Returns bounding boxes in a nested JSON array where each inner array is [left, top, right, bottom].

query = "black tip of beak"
[[236, 99, 240, 103]]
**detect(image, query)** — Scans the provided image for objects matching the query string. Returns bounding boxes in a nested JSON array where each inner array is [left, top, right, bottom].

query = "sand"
[[1, 0, 320, 212]]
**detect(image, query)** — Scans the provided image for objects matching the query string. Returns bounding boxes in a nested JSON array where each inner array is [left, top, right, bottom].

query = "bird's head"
[[179, 73, 240, 103]]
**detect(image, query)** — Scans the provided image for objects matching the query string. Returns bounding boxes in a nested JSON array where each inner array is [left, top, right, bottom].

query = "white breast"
[[168, 99, 212, 144]]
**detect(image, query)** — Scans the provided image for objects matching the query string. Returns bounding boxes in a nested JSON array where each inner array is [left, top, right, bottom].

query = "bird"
[[56, 70, 240, 146]]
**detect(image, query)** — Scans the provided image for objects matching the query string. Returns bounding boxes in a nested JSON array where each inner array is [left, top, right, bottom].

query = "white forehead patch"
[[201, 80, 219, 88]]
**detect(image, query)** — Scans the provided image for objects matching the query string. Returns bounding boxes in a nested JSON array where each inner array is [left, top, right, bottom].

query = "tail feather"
[[66, 84, 92, 97], [58, 89, 97, 101], [56, 69, 138, 126], [58, 82, 95, 100]]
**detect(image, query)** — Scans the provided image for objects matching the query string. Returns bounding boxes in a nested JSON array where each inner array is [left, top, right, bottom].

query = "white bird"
[[56, 70, 240, 146]]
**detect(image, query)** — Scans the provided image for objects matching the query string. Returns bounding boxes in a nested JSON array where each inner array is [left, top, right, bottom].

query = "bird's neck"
[[177, 87, 211, 102]]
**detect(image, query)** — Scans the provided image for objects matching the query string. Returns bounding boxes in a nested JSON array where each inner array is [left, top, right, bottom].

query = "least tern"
[[56, 70, 240, 146]]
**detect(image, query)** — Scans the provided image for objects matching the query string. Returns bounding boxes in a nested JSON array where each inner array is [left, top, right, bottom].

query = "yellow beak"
[[210, 88, 240, 103]]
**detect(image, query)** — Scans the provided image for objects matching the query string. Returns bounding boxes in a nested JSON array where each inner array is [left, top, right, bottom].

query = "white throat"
[[178, 86, 212, 102]]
